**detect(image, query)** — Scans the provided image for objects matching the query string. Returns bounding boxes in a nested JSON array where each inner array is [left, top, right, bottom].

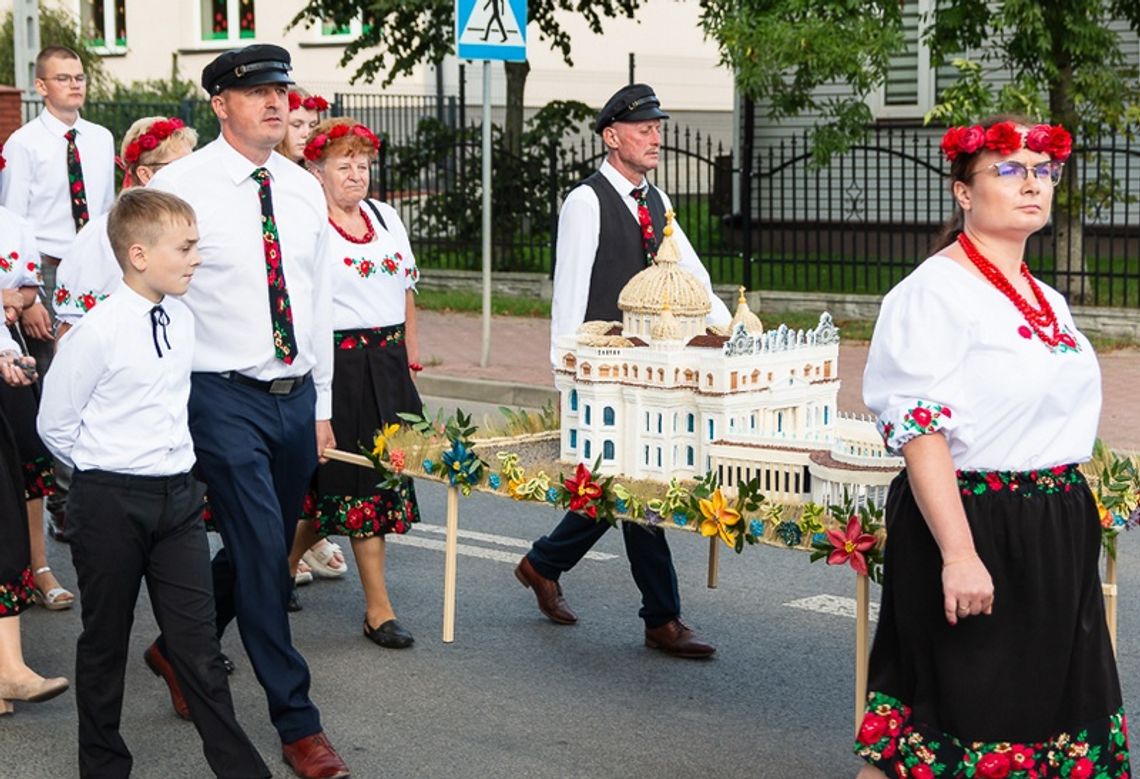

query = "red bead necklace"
[[329, 207, 375, 245], [956, 232, 1064, 348]]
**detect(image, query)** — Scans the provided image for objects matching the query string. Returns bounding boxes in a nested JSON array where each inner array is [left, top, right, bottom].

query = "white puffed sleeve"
[[863, 268, 972, 455]]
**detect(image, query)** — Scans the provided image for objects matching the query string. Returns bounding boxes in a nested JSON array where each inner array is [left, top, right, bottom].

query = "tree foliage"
[[289, 1, 647, 86]]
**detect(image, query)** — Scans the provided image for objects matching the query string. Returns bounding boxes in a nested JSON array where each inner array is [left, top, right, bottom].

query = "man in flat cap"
[[515, 84, 730, 658], [145, 44, 348, 779]]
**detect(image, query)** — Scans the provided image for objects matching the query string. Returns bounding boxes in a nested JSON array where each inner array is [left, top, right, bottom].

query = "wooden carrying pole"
[[1104, 554, 1118, 656], [855, 574, 870, 733], [707, 536, 720, 589]]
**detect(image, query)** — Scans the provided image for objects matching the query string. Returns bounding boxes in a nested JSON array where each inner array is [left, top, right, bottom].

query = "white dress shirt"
[[0, 206, 43, 290], [38, 283, 197, 476], [863, 255, 1101, 471], [150, 137, 334, 419], [0, 109, 116, 258], [53, 212, 116, 324], [330, 200, 418, 331], [549, 159, 731, 364]]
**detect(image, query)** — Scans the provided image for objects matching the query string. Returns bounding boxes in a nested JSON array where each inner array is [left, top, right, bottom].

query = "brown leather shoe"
[[282, 732, 350, 779], [143, 641, 191, 720], [644, 619, 716, 659], [514, 556, 578, 625]]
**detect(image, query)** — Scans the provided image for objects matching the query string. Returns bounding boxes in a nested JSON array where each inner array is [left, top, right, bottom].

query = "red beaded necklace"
[[329, 207, 375, 245], [956, 232, 1063, 348]]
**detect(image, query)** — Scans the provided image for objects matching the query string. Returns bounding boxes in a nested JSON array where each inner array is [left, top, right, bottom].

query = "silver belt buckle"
[[269, 378, 294, 395]]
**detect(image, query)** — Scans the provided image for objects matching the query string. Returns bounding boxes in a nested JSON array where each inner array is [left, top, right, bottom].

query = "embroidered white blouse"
[[863, 255, 1101, 471], [328, 200, 419, 331], [0, 206, 43, 291], [53, 212, 116, 325]]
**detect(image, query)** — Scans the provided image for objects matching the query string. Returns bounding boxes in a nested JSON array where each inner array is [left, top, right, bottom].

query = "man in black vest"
[[515, 84, 731, 658]]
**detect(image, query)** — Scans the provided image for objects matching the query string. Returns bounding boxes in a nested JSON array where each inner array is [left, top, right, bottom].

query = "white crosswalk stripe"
[[389, 522, 619, 563], [783, 594, 880, 622]]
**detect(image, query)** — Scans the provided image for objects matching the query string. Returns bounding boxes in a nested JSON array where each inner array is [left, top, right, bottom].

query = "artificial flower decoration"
[[564, 462, 603, 518], [123, 117, 186, 164], [698, 488, 742, 548], [940, 121, 1073, 163], [371, 423, 400, 459], [288, 91, 329, 113], [825, 516, 877, 576], [303, 122, 381, 162]]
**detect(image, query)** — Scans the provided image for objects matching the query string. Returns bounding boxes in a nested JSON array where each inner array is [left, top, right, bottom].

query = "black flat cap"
[[595, 83, 669, 134], [202, 44, 293, 96]]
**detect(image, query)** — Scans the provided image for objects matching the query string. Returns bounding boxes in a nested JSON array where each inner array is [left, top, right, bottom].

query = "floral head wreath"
[[123, 117, 187, 165], [289, 91, 330, 113], [303, 122, 381, 162], [0, 144, 5, 172], [940, 121, 1072, 164]]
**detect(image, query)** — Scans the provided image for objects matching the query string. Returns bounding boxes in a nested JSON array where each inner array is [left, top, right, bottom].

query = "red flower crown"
[[303, 123, 381, 162], [123, 117, 187, 164], [0, 144, 5, 172], [940, 121, 1072, 163], [289, 91, 330, 113]]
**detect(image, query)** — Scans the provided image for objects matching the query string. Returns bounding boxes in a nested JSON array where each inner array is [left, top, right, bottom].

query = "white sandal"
[[302, 540, 348, 578], [32, 566, 74, 611]]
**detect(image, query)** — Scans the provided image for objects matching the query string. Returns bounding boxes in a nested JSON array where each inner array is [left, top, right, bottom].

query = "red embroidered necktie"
[[65, 129, 89, 231], [251, 168, 298, 365], [630, 186, 655, 266]]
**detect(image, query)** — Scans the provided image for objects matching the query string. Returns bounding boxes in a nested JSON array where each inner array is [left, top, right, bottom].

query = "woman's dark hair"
[[930, 113, 1036, 252]]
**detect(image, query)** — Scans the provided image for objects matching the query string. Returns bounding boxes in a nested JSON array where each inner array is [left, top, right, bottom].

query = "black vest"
[[579, 172, 666, 323]]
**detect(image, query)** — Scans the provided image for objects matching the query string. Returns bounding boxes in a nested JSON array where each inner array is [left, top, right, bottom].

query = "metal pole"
[[628, 52, 635, 85], [480, 61, 493, 368]]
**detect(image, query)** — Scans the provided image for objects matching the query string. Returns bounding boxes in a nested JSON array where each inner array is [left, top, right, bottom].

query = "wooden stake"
[[1104, 553, 1118, 657], [855, 573, 870, 734], [323, 448, 373, 469], [442, 485, 460, 643], [707, 536, 720, 589]]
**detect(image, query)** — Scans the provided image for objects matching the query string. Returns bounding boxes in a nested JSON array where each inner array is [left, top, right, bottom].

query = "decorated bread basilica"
[[553, 214, 903, 508]]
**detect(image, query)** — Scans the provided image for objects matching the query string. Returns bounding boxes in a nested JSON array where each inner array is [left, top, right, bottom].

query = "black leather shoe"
[[219, 653, 235, 674], [363, 618, 414, 649], [287, 585, 302, 613]]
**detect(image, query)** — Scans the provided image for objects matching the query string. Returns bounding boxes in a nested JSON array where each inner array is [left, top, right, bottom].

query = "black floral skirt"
[[304, 324, 423, 539], [856, 466, 1129, 778], [0, 407, 34, 617], [0, 329, 53, 500]]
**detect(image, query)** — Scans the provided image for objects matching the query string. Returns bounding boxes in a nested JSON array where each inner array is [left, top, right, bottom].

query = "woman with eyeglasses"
[[855, 116, 1129, 777]]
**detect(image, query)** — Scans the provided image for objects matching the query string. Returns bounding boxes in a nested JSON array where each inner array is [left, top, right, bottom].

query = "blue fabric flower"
[[812, 532, 828, 546], [749, 519, 763, 538], [545, 487, 560, 504], [488, 473, 501, 489], [615, 498, 629, 515], [672, 512, 688, 527], [422, 459, 434, 474]]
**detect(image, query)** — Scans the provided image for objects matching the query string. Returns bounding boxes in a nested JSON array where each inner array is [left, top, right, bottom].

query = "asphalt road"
[[5, 479, 1140, 778]]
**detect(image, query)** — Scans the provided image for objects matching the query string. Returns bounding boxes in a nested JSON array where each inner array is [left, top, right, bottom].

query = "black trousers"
[[68, 469, 269, 779], [527, 511, 681, 627]]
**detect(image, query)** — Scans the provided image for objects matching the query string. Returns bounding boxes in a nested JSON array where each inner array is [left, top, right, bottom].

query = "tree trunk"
[[503, 59, 529, 159], [1047, 38, 1091, 302]]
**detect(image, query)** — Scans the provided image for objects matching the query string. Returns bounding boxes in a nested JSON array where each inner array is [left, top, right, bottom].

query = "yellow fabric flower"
[[698, 489, 742, 548], [371, 423, 400, 459]]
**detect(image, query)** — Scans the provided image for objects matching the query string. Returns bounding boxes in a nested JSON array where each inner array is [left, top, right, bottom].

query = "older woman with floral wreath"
[[286, 116, 423, 648], [855, 117, 1129, 778]]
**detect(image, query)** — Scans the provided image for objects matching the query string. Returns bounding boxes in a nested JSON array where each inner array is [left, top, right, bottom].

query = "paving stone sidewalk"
[[416, 310, 1140, 452]]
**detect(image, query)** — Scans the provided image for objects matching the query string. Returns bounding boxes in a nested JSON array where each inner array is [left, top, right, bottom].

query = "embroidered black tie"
[[65, 129, 89, 231], [150, 305, 171, 358]]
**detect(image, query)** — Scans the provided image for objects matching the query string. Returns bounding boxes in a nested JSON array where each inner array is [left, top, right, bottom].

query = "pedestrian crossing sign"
[[456, 0, 527, 62]]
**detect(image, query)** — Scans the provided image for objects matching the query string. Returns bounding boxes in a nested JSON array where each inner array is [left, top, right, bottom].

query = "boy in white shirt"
[[37, 189, 268, 779]]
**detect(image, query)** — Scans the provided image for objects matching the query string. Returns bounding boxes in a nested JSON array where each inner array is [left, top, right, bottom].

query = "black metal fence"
[[20, 93, 1140, 307]]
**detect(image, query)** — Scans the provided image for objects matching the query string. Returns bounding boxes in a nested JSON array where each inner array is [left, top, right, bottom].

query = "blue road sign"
[[456, 0, 527, 61]]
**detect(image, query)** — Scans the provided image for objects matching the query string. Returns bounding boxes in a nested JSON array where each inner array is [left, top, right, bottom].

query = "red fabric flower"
[[984, 122, 1022, 156], [329, 124, 351, 139], [150, 120, 173, 139], [346, 507, 364, 530], [564, 462, 602, 513], [1009, 745, 1035, 770], [139, 134, 158, 151], [1026, 124, 1072, 162], [939, 125, 985, 161], [124, 141, 142, 163], [288, 91, 302, 111], [1071, 757, 1094, 779], [304, 95, 330, 112], [910, 765, 934, 779], [911, 406, 933, 428], [826, 516, 876, 576], [303, 133, 328, 161], [856, 712, 887, 745], [975, 751, 1011, 779]]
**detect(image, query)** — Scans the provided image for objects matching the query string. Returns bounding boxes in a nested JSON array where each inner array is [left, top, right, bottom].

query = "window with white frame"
[[201, 0, 255, 42], [79, 0, 127, 50], [873, 0, 933, 119]]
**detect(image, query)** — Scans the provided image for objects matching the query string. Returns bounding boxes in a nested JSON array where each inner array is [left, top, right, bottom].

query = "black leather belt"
[[220, 371, 310, 395]]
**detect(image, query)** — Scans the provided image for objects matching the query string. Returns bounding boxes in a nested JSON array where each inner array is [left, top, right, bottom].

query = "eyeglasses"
[[45, 74, 87, 85], [972, 159, 1065, 185]]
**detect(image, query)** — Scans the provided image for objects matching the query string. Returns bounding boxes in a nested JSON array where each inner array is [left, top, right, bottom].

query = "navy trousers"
[[185, 373, 321, 743], [527, 511, 681, 628]]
